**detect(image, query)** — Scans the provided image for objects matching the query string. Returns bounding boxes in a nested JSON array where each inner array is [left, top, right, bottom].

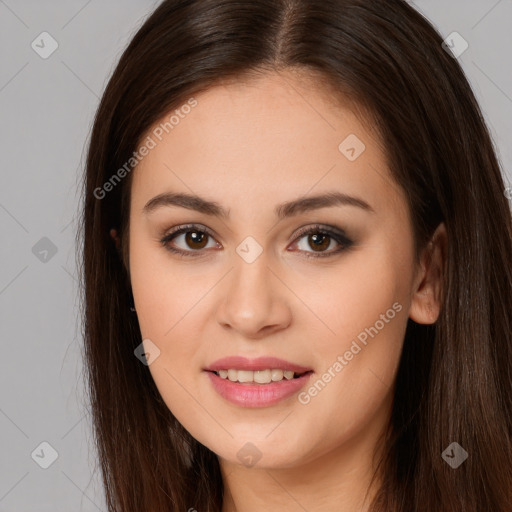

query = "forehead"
[[130, 70, 403, 221]]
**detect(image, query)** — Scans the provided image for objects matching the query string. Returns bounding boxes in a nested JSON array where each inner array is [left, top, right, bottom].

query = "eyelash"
[[160, 223, 354, 259]]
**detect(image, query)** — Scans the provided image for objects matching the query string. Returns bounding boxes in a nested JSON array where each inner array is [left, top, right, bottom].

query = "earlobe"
[[110, 228, 120, 250], [110, 227, 131, 282], [408, 222, 447, 325]]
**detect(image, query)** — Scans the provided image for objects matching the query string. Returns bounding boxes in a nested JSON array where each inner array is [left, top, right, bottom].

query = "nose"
[[215, 253, 292, 339]]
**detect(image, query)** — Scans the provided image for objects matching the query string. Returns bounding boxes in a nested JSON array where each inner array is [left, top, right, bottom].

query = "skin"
[[116, 68, 447, 512]]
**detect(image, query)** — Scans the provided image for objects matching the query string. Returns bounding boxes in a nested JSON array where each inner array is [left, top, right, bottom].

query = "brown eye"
[[161, 224, 219, 256], [184, 231, 209, 250], [291, 225, 354, 259], [161, 223, 353, 259], [307, 233, 332, 252]]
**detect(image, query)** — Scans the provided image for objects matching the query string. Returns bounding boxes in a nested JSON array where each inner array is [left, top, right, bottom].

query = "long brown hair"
[[77, 0, 512, 510]]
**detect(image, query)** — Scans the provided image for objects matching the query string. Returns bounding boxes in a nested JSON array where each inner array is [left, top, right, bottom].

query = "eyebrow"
[[142, 191, 375, 219]]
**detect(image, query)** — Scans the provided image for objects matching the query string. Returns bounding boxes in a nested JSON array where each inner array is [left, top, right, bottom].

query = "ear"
[[110, 227, 131, 281], [408, 222, 447, 324], [110, 228, 120, 250]]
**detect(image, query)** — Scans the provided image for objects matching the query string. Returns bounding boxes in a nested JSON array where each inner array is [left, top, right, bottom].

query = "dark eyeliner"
[[160, 223, 353, 258], [291, 224, 354, 259], [160, 224, 215, 258]]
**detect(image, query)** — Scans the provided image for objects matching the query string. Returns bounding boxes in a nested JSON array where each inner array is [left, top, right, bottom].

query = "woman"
[[78, 0, 512, 510]]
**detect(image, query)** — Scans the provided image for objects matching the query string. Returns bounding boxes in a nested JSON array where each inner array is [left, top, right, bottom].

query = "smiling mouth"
[[208, 369, 313, 384]]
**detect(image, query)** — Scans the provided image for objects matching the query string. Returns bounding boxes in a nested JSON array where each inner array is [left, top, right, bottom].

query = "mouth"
[[203, 356, 314, 407], [204, 364, 314, 407], [208, 368, 313, 384]]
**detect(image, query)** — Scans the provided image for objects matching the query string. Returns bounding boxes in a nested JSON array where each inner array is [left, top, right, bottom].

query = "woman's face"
[[127, 70, 428, 469]]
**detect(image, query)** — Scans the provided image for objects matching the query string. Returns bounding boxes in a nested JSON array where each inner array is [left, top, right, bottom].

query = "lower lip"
[[205, 371, 314, 408]]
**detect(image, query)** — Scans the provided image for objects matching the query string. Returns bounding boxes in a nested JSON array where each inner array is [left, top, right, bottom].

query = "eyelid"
[[288, 223, 353, 258], [292, 223, 350, 243], [162, 223, 217, 239], [160, 222, 353, 258]]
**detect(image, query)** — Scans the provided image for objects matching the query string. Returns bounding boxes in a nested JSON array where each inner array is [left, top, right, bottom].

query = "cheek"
[[129, 240, 215, 438], [129, 230, 208, 339], [297, 239, 411, 354], [291, 242, 410, 425]]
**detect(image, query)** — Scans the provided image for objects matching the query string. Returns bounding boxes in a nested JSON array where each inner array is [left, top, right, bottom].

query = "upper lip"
[[204, 356, 312, 373]]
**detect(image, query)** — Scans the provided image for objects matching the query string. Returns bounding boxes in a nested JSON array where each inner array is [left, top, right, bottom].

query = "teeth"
[[237, 370, 253, 383], [271, 369, 284, 381], [216, 369, 300, 383], [254, 369, 272, 383]]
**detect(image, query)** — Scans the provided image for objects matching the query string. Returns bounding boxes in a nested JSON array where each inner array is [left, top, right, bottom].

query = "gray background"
[[0, 1, 511, 510]]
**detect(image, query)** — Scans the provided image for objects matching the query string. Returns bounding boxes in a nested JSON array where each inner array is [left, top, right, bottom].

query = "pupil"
[[186, 231, 208, 249], [309, 233, 329, 251]]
